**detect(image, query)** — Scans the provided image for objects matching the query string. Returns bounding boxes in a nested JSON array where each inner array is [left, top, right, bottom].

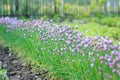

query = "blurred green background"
[[0, 0, 120, 18]]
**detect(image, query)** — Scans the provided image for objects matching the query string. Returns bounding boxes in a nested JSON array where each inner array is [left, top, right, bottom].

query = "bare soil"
[[0, 45, 48, 80]]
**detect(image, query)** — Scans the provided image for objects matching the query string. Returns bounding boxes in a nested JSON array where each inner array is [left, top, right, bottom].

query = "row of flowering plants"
[[0, 17, 120, 80]]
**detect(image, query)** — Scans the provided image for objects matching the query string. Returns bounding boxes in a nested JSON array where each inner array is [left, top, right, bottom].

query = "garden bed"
[[0, 17, 120, 80]]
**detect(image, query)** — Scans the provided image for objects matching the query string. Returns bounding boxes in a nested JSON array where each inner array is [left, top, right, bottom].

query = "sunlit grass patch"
[[56, 21, 120, 41]]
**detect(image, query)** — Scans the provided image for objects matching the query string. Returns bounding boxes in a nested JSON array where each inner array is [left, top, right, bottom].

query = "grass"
[[55, 21, 120, 41], [0, 17, 120, 80]]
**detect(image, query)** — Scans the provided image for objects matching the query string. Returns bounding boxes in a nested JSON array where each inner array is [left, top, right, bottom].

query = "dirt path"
[[0, 45, 47, 80]]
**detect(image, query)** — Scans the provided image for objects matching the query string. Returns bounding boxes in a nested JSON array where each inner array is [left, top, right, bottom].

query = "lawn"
[[55, 20, 120, 41]]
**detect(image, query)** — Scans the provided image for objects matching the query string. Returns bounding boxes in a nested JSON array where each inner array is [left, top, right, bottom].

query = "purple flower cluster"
[[0, 17, 24, 28], [0, 17, 120, 78]]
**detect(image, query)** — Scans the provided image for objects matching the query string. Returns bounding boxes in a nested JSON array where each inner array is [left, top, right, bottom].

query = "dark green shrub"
[[101, 17, 116, 27], [100, 17, 120, 27]]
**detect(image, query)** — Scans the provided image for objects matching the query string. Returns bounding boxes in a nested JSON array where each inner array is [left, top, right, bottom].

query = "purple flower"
[[64, 47, 68, 51], [84, 37, 90, 43], [105, 73, 112, 79], [66, 40, 71, 45], [103, 44, 108, 51], [97, 42, 103, 49], [90, 63, 94, 68], [88, 52, 94, 56], [104, 40, 113, 45], [113, 45, 119, 49]]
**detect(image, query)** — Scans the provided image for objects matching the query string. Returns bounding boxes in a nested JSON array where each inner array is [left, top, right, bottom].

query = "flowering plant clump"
[[0, 17, 120, 80]]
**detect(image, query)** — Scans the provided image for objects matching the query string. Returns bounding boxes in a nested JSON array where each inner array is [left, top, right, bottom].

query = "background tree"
[[15, 0, 19, 16]]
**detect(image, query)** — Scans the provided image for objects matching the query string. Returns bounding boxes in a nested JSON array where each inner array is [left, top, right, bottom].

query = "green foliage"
[[56, 0, 61, 6], [97, 0, 108, 6], [100, 17, 120, 28], [94, 13, 103, 18], [63, 3, 88, 18], [0, 61, 9, 80], [53, 14, 61, 22], [57, 19, 120, 40]]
